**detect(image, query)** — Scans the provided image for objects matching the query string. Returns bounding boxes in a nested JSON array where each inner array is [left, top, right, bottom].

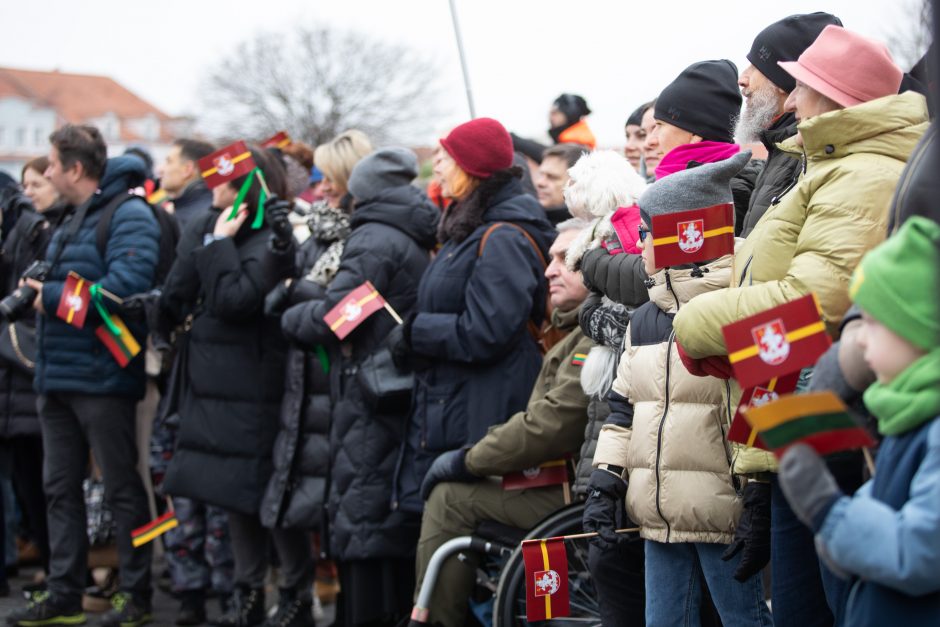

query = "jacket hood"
[[350, 184, 440, 250], [98, 155, 147, 202], [781, 91, 929, 163], [647, 255, 732, 313], [482, 178, 557, 254]]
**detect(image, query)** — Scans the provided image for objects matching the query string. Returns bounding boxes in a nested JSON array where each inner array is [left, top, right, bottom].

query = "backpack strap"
[[94, 192, 134, 261], [477, 222, 548, 269]]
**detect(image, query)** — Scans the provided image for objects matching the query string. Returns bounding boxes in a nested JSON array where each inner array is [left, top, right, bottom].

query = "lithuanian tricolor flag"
[[261, 131, 292, 150], [323, 281, 387, 340], [743, 391, 876, 458], [198, 141, 255, 190], [722, 294, 831, 389], [95, 314, 141, 368], [522, 537, 570, 621], [131, 511, 178, 548], [570, 353, 587, 366], [651, 203, 734, 268]]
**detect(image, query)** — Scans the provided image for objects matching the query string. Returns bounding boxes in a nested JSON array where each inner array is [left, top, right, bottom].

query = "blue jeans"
[[770, 476, 833, 627], [645, 540, 772, 627]]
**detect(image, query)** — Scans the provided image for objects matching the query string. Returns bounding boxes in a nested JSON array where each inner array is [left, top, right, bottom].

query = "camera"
[[0, 260, 51, 321]]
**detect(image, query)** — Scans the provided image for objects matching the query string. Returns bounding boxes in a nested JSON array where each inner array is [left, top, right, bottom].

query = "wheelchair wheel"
[[492, 502, 601, 626]]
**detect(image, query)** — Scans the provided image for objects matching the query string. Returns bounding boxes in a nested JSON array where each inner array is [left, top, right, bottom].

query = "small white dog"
[[563, 150, 647, 271]]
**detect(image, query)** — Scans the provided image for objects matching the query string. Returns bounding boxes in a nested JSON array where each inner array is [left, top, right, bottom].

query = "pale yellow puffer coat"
[[672, 91, 929, 475], [593, 256, 740, 544]]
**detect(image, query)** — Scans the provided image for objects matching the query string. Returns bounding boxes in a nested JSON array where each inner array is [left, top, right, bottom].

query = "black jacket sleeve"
[[510, 133, 549, 164], [580, 247, 649, 308]]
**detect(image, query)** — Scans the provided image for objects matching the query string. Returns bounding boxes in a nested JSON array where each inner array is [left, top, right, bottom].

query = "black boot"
[[264, 587, 314, 627], [176, 589, 207, 626], [213, 586, 265, 627]]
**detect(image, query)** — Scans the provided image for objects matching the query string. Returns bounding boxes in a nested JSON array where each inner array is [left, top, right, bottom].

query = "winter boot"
[[99, 592, 152, 627], [213, 586, 265, 627], [5, 590, 86, 625], [176, 590, 207, 626], [264, 588, 314, 627]]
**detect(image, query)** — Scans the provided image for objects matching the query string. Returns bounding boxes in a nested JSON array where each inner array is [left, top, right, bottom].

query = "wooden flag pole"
[[384, 302, 404, 325], [95, 286, 124, 305], [558, 527, 640, 542], [862, 447, 876, 477], [254, 169, 271, 196]]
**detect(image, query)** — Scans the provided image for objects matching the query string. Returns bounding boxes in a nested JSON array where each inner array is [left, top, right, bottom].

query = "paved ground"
[[0, 566, 337, 626]]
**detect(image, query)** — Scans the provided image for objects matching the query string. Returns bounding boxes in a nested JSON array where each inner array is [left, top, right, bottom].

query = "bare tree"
[[883, 0, 932, 71], [197, 25, 446, 146]]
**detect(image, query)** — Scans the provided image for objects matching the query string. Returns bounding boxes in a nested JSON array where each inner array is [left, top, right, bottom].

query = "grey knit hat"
[[639, 150, 752, 226], [347, 147, 418, 202]]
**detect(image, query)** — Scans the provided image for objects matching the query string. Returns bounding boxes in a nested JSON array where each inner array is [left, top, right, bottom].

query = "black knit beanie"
[[553, 94, 591, 125], [747, 12, 843, 92], [626, 101, 651, 127], [654, 60, 741, 143]]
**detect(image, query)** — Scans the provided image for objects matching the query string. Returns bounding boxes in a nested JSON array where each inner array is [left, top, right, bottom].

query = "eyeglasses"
[[638, 225, 650, 242]]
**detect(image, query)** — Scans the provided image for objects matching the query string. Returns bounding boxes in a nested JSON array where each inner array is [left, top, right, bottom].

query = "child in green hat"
[[778, 216, 940, 626]]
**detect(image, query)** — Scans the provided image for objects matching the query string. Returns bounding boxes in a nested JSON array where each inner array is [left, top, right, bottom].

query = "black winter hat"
[[654, 60, 741, 144], [626, 101, 652, 127], [747, 12, 843, 92], [553, 94, 591, 124]]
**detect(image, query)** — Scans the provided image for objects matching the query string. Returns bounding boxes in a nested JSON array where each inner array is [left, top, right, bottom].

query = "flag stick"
[[862, 447, 876, 477], [95, 286, 124, 305], [557, 527, 640, 542], [562, 481, 571, 506], [447, 0, 476, 118], [384, 302, 404, 325], [254, 169, 271, 196]]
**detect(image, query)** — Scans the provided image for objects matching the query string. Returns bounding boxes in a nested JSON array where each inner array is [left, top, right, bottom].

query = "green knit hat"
[[849, 216, 940, 350]]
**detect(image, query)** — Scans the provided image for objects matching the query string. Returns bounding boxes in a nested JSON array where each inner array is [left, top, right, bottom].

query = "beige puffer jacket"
[[594, 256, 741, 544]]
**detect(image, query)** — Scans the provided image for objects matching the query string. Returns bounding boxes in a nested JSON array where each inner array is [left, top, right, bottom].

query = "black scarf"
[[437, 168, 521, 244]]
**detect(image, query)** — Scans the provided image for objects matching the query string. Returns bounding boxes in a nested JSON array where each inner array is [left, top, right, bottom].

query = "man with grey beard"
[[734, 12, 842, 236]]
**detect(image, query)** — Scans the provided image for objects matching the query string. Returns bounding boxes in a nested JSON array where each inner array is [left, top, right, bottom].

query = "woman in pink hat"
[[673, 24, 929, 626]]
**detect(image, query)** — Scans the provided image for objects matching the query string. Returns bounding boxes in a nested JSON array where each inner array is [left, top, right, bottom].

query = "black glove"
[[265, 196, 294, 250], [779, 444, 843, 533], [264, 279, 295, 317], [420, 449, 478, 500], [582, 468, 628, 549], [387, 313, 431, 371], [721, 481, 771, 582]]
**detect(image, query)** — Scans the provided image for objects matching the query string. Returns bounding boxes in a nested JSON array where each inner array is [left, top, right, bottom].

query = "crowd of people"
[[0, 10, 936, 627]]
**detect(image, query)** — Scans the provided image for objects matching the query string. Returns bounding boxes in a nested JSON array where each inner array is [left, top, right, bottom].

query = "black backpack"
[[95, 193, 181, 287]]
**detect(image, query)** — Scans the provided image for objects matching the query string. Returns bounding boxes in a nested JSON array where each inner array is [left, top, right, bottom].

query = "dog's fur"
[[563, 150, 647, 270]]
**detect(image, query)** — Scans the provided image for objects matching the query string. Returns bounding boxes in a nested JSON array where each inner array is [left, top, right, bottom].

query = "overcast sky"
[[0, 0, 924, 146]]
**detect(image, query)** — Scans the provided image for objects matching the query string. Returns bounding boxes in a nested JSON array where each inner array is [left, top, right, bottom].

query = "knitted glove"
[[779, 443, 843, 533], [721, 481, 771, 582], [582, 469, 629, 549], [265, 196, 294, 250]]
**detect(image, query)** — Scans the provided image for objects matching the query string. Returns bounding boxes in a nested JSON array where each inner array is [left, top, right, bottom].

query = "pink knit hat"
[[440, 118, 513, 179], [778, 25, 902, 108]]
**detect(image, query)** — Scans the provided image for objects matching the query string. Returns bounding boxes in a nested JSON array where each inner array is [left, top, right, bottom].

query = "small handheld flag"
[[95, 314, 141, 367], [323, 281, 388, 340], [131, 511, 178, 548], [651, 203, 734, 268], [722, 294, 831, 389], [198, 141, 255, 190], [727, 372, 800, 450], [261, 131, 291, 150], [744, 391, 876, 457], [56, 271, 91, 329], [522, 537, 570, 621], [502, 459, 569, 491]]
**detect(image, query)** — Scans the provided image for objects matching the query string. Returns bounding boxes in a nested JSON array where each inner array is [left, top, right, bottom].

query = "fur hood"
[[563, 150, 647, 270]]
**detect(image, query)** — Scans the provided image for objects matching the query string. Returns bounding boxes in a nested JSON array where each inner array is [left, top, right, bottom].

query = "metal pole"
[[448, 0, 476, 118]]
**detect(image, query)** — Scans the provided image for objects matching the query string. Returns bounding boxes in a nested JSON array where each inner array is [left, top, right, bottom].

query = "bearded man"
[[734, 12, 843, 236]]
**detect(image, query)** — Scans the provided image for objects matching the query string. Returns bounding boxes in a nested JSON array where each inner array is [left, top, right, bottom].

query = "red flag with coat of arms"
[[261, 131, 292, 149], [522, 537, 570, 621], [727, 372, 801, 450], [722, 294, 832, 389], [198, 141, 255, 190], [651, 203, 735, 268], [55, 271, 91, 329], [323, 281, 387, 340]]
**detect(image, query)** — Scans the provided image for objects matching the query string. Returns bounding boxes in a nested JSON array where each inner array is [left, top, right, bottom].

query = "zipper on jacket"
[[664, 270, 680, 311], [654, 331, 676, 542], [769, 153, 803, 207], [738, 255, 754, 287], [717, 379, 739, 492]]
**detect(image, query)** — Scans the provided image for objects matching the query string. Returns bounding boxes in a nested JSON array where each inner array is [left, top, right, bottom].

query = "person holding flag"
[[586, 152, 774, 626], [278, 147, 439, 625], [778, 217, 940, 625], [671, 25, 928, 624], [413, 220, 596, 626], [155, 145, 303, 627]]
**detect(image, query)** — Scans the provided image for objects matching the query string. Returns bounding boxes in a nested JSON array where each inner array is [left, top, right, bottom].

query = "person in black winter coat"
[[159, 147, 308, 627], [279, 147, 439, 626], [390, 118, 556, 516], [0, 157, 61, 577]]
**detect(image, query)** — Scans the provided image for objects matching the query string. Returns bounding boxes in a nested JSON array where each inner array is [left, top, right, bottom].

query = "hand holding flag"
[[198, 141, 270, 229], [324, 281, 403, 340]]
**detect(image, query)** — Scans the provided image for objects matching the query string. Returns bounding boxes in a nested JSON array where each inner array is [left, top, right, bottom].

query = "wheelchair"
[[411, 501, 615, 626]]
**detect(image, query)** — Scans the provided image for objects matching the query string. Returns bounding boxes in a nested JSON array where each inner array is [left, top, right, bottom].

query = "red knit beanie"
[[440, 118, 513, 179]]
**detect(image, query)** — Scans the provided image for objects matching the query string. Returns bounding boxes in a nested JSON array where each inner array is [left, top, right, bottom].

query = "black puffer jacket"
[[161, 211, 293, 514], [0, 206, 60, 438], [393, 177, 556, 515], [279, 184, 438, 560], [738, 112, 801, 237], [260, 223, 345, 531]]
